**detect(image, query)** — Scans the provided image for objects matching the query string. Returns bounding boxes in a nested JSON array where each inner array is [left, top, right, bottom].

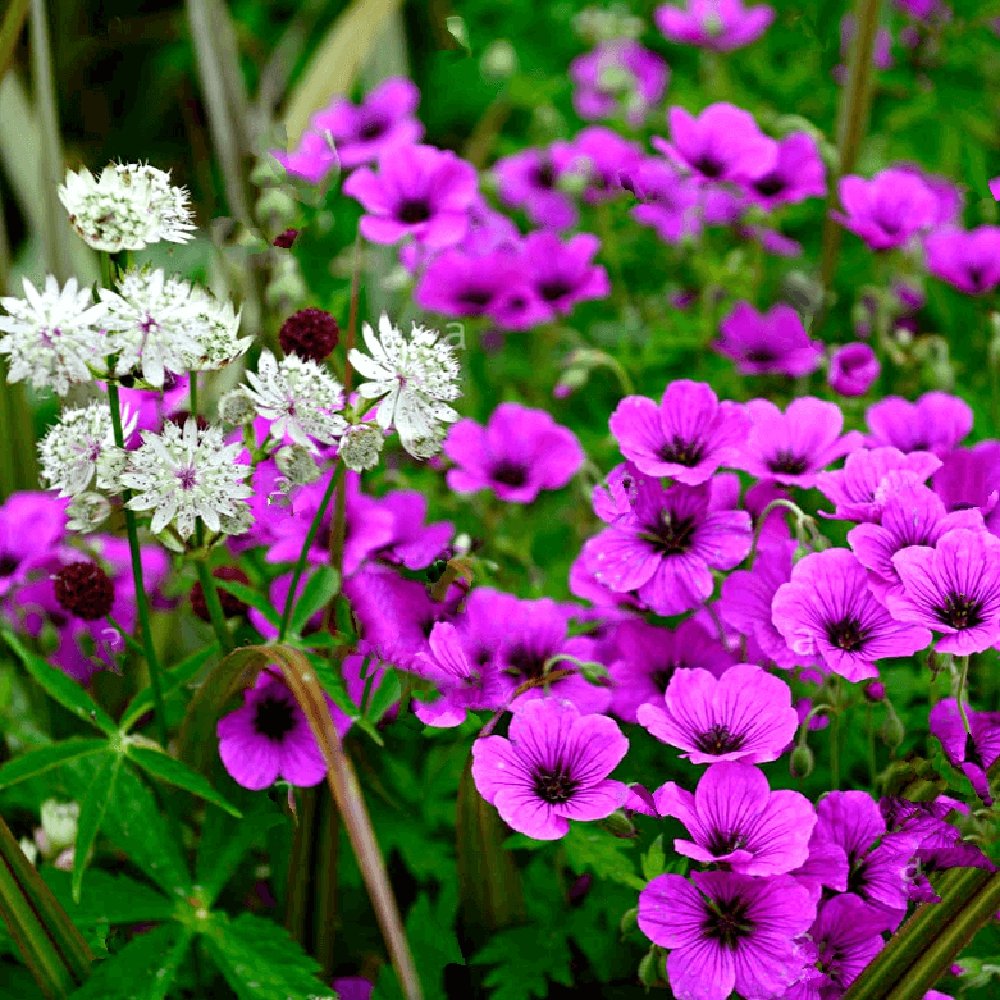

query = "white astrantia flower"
[[0, 276, 108, 395], [338, 423, 385, 472], [66, 492, 111, 533], [38, 402, 136, 498], [59, 162, 195, 252], [243, 350, 346, 449], [100, 268, 247, 386], [348, 313, 461, 458], [119, 418, 253, 540]]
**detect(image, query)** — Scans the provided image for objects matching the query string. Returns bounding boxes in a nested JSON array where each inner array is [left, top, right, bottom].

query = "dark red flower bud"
[[273, 228, 299, 249], [278, 307, 340, 363], [191, 566, 251, 622], [53, 561, 115, 621]]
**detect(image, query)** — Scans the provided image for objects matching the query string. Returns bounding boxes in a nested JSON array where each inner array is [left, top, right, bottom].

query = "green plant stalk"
[[0, 0, 30, 82], [955, 655, 971, 735], [278, 463, 344, 641], [0, 813, 93, 997], [195, 558, 234, 654]]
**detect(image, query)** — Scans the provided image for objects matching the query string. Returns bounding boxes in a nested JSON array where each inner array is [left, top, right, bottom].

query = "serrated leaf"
[[120, 644, 219, 731], [0, 738, 109, 789], [214, 577, 280, 626], [289, 565, 340, 637], [73, 752, 123, 901], [126, 744, 241, 817], [1, 630, 116, 734], [562, 824, 645, 891], [42, 869, 173, 925], [202, 912, 329, 999], [101, 765, 190, 895], [68, 924, 192, 1000], [472, 924, 573, 1000]]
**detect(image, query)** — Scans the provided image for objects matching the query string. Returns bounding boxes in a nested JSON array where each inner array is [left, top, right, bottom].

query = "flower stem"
[[278, 463, 344, 641], [195, 557, 233, 654], [955, 655, 971, 736], [106, 378, 170, 749]]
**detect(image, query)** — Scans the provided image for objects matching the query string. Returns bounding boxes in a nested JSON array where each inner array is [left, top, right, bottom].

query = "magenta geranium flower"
[[0, 491, 67, 598], [415, 247, 523, 320], [273, 130, 340, 184], [925, 226, 1000, 296], [637, 663, 798, 764], [609, 380, 749, 483], [655, 0, 775, 52], [828, 342, 880, 398], [654, 762, 816, 875], [736, 397, 862, 488], [608, 618, 736, 723], [746, 131, 826, 208], [343, 144, 478, 248], [626, 158, 704, 244], [932, 442, 1000, 535], [310, 77, 423, 169], [369, 489, 453, 572], [519, 231, 610, 318], [492, 148, 576, 230], [715, 301, 823, 377], [584, 477, 752, 616], [832, 168, 940, 250], [866, 392, 972, 457], [638, 871, 813, 1000], [444, 402, 584, 503], [887, 528, 1000, 654], [654, 103, 776, 185], [815, 446, 942, 522], [216, 670, 349, 791], [848, 483, 984, 598], [569, 40, 669, 126], [470, 699, 628, 840], [551, 127, 644, 204], [772, 549, 931, 681], [929, 698, 1000, 805]]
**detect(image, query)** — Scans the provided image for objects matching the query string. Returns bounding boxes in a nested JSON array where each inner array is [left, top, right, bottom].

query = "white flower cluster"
[[58, 163, 195, 252]]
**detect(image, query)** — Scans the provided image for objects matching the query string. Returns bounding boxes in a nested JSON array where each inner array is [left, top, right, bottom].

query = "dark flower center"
[[706, 828, 746, 856], [397, 198, 431, 224], [702, 895, 754, 948], [456, 287, 494, 312], [826, 616, 870, 652], [645, 511, 698, 556], [358, 116, 388, 141], [538, 278, 574, 303], [252, 694, 297, 742], [693, 154, 724, 179], [650, 667, 674, 693], [532, 162, 557, 189], [744, 348, 776, 364], [753, 173, 787, 198], [934, 593, 983, 631], [966, 266, 985, 291], [505, 645, 548, 680], [492, 461, 529, 487], [0, 555, 18, 577], [657, 435, 704, 467], [694, 723, 744, 755], [767, 450, 809, 476], [532, 764, 579, 804]]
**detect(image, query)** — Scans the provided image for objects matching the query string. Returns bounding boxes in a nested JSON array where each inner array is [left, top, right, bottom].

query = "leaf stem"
[[955, 654, 971, 736]]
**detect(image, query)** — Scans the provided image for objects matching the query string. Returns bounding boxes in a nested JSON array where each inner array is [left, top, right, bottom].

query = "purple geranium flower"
[[929, 698, 1000, 805], [492, 148, 577, 230], [217, 670, 349, 790], [654, 103, 776, 185], [638, 871, 813, 1000], [551, 127, 644, 204], [887, 528, 1000, 654], [369, 489, 453, 571], [609, 380, 749, 484], [829, 342, 880, 398], [925, 226, 1000, 296], [310, 77, 423, 169], [0, 492, 67, 598], [655, 0, 775, 52], [772, 549, 932, 681], [608, 618, 736, 723], [415, 247, 523, 320], [519, 230, 611, 318], [471, 698, 628, 840], [343, 144, 478, 248], [584, 476, 751, 616], [654, 762, 816, 875], [832, 168, 940, 250], [273, 130, 340, 185], [444, 402, 584, 503], [848, 484, 984, 598], [932, 442, 1000, 535], [626, 157, 704, 244], [637, 663, 798, 764], [745, 131, 826, 208], [569, 40, 669, 126], [866, 392, 973, 456], [736, 397, 862, 488], [815, 446, 942, 522], [715, 301, 823, 377]]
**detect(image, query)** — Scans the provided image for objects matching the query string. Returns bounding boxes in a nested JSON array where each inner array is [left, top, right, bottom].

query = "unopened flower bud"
[[619, 907, 638, 936], [790, 741, 814, 779], [880, 706, 905, 750], [481, 39, 517, 80], [53, 561, 114, 620], [273, 228, 299, 249], [339, 423, 385, 472], [598, 810, 637, 839], [19, 838, 38, 866], [638, 947, 664, 987], [218, 389, 257, 426], [40, 800, 79, 855], [275, 445, 320, 487], [66, 492, 111, 533], [864, 680, 886, 703]]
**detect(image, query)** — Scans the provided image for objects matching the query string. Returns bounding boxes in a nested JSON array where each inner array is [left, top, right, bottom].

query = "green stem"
[[188, 373, 199, 420], [955, 655, 971, 736], [195, 558, 233, 653], [106, 379, 170, 750], [277, 464, 344, 641], [106, 615, 145, 659]]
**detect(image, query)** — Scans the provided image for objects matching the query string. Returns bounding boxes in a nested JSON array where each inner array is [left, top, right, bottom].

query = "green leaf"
[[201, 912, 329, 999], [126, 744, 241, 817], [214, 577, 280, 626], [68, 924, 193, 1000], [289, 565, 340, 637], [73, 752, 123, 902], [101, 764, 190, 895], [0, 738, 109, 790], [42, 869, 173, 926], [641, 835, 667, 882], [562, 824, 645, 891], [472, 924, 573, 1000], [363, 666, 400, 727], [120, 644, 219, 731], [1, 630, 116, 734]]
